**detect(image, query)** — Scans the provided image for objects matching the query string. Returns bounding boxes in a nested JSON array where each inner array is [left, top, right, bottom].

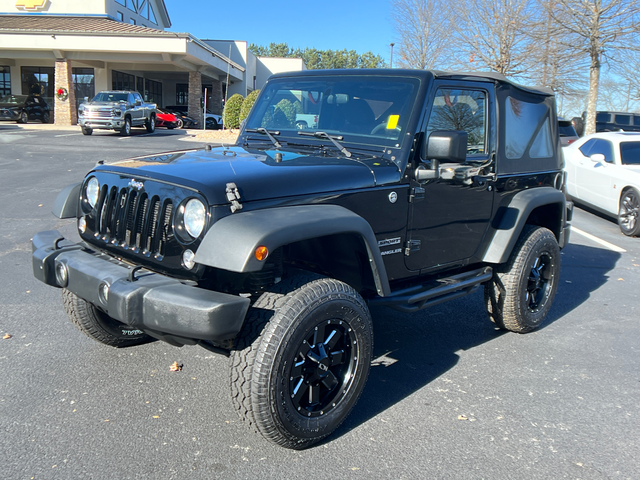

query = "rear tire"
[[145, 115, 156, 133], [229, 275, 373, 449], [618, 188, 640, 236], [62, 289, 153, 347], [484, 226, 560, 333]]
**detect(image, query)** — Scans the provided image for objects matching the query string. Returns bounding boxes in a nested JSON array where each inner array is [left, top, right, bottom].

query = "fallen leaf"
[[38, 204, 43, 207], [350, 468, 360, 471], [103, 419, 109, 422], [458, 415, 468, 420], [170, 361, 183, 372], [3, 334, 11, 339], [618, 278, 625, 281]]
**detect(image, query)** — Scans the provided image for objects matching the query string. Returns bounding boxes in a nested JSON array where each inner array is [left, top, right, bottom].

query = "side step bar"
[[369, 266, 493, 313]]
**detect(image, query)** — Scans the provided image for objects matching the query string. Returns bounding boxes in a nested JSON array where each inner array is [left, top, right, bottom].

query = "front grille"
[[95, 185, 173, 259], [84, 109, 113, 119]]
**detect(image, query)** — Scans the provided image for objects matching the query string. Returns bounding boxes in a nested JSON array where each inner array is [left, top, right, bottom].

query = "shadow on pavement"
[[330, 242, 620, 442]]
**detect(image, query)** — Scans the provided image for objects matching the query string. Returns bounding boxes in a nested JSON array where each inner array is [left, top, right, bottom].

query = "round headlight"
[[184, 199, 206, 238], [86, 177, 100, 208]]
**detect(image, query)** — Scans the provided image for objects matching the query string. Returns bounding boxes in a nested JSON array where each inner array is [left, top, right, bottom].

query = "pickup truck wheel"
[[62, 289, 153, 347], [120, 117, 131, 136], [145, 115, 156, 133], [229, 275, 373, 449], [81, 126, 93, 135], [484, 226, 560, 333], [618, 188, 640, 236]]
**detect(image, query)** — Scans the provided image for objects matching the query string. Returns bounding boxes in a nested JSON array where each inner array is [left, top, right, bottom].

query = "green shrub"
[[239, 89, 260, 124], [223, 93, 244, 129]]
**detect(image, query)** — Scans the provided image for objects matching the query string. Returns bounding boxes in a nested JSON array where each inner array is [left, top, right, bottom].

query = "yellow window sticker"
[[386, 115, 399, 129]]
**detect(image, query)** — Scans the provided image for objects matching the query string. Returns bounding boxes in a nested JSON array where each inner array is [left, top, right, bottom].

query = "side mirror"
[[424, 130, 468, 164], [590, 153, 605, 164], [84, 96, 89, 102], [135, 99, 142, 106]]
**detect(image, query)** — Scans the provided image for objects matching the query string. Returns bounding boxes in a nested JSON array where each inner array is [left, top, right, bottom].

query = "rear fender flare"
[[482, 187, 566, 264], [194, 205, 391, 296]]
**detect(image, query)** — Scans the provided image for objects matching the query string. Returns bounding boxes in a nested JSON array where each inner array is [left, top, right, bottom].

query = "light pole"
[[390, 43, 395, 68]]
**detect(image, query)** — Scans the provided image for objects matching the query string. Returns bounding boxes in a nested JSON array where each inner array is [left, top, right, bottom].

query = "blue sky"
[[164, 0, 397, 62]]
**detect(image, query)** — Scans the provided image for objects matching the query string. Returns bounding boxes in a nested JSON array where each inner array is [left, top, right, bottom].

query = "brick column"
[[187, 71, 203, 125], [54, 58, 77, 125], [208, 79, 223, 115]]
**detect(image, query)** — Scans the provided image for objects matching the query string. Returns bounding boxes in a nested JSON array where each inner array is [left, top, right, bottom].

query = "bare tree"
[[448, 0, 535, 76], [551, 0, 640, 135], [390, 0, 450, 69]]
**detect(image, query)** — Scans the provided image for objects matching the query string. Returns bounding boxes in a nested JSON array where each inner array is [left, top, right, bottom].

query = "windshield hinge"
[[225, 182, 243, 213], [405, 239, 421, 256], [409, 186, 425, 203]]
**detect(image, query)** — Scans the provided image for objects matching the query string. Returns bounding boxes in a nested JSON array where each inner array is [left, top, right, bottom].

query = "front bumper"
[[78, 117, 124, 130], [32, 230, 250, 343], [0, 109, 19, 121]]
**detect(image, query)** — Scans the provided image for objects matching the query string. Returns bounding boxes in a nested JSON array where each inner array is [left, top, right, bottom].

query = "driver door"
[[405, 82, 495, 272]]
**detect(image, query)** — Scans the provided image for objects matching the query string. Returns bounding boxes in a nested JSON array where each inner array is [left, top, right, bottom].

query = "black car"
[[32, 69, 570, 450], [0, 94, 50, 123]]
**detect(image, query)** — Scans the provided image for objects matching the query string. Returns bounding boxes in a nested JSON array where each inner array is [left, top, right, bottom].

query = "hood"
[[93, 146, 398, 205], [84, 101, 124, 107]]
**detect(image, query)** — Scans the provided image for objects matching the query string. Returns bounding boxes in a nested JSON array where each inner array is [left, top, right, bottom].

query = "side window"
[[426, 88, 487, 155], [133, 92, 143, 103], [614, 114, 631, 126], [504, 97, 552, 159], [579, 139, 595, 157], [128, 93, 135, 104], [587, 139, 614, 163]]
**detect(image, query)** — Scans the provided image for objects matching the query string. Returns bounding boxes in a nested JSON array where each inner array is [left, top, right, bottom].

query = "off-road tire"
[[484, 226, 560, 333], [62, 289, 153, 347], [145, 115, 156, 133], [120, 117, 131, 136], [618, 188, 640, 236], [81, 126, 93, 136], [229, 275, 373, 449]]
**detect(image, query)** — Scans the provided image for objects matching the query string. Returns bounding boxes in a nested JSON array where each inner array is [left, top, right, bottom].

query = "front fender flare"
[[52, 182, 81, 219], [194, 205, 391, 296], [482, 187, 566, 264]]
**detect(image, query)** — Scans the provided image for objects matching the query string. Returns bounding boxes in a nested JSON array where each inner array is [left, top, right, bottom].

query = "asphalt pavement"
[[1, 124, 639, 479]]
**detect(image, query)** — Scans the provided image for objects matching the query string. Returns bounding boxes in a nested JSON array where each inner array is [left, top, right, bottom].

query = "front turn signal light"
[[255, 246, 268, 261]]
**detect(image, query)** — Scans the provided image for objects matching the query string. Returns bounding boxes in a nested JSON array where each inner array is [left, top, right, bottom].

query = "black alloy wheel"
[[288, 319, 358, 418], [618, 188, 640, 236], [525, 253, 554, 312]]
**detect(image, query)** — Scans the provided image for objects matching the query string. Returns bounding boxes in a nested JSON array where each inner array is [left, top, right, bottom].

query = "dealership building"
[[0, 0, 305, 125]]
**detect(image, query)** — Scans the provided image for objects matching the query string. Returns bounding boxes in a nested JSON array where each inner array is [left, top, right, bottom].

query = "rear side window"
[[615, 115, 631, 126], [505, 97, 553, 159], [596, 113, 611, 123], [620, 142, 640, 165], [634, 116, 640, 126], [558, 121, 577, 137]]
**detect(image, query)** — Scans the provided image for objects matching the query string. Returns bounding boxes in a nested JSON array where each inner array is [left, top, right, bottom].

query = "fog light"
[[98, 282, 109, 305], [255, 246, 268, 261], [78, 217, 87, 234], [55, 262, 68, 287], [182, 249, 196, 270]]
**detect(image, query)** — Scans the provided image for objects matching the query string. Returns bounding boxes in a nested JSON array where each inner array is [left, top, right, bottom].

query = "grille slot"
[[94, 184, 173, 258]]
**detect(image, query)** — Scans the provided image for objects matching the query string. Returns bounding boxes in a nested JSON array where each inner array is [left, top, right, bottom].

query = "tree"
[[550, 0, 640, 135], [222, 93, 244, 129], [248, 43, 385, 69], [390, 0, 450, 69], [239, 89, 260, 124], [449, 0, 536, 76]]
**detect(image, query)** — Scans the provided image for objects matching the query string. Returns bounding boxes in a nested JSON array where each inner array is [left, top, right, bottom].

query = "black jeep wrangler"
[[32, 69, 571, 449]]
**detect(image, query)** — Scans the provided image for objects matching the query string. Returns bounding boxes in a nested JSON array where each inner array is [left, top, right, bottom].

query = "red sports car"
[[156, 109, 180, 129]]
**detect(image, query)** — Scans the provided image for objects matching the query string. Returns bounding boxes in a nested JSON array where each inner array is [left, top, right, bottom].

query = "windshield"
[[92, 92, 129, 103], [0, 94, 27, 104], [244, 76, 420, 149]]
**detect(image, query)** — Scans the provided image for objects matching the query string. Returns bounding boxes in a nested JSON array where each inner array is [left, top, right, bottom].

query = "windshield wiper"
[[246, 128, 281, 148], [298, 131, 352, 158]]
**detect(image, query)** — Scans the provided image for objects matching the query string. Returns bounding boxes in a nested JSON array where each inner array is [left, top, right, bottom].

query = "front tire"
[[230, 276, 373, 449], [618, 188, 640, 236], [81, 126, 93, 135], [17, 110, 28, 124], [42, 111, 50, 123], [484, 226, 560, 333], [62, 289, 153, 347], [120, 117, 131, 136]]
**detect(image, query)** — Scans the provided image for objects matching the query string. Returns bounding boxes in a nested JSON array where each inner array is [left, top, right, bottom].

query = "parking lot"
[[1, 124, 639, 479]]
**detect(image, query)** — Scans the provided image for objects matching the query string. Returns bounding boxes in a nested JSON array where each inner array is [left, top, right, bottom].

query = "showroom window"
[[136, 77, 144, 96], [112, 70, 135, 91], [116, 11, 124, 21], [0, 66, 10, 96], [176, 84, 188, 105], [72, 68, 95, 108], [145, 78, 162, 106], [21, 66, 54, 104]]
